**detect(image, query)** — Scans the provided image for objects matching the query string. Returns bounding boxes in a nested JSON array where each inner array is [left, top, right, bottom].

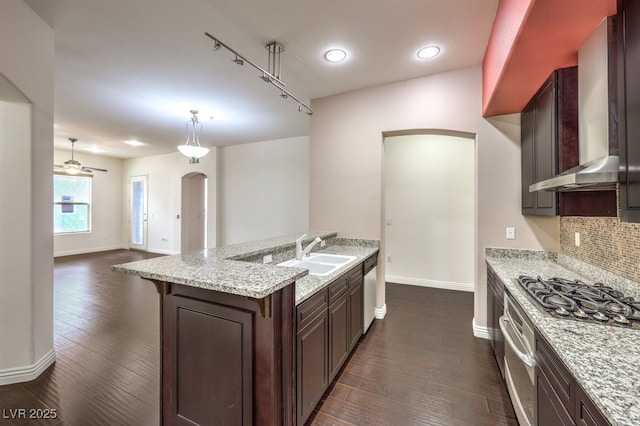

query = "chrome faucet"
[[295, 234, 322, 260]]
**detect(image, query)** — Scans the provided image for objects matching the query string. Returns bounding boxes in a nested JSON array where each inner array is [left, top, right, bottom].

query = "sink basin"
[[305, 253, 356, 265], [277, 253, 357, 276]]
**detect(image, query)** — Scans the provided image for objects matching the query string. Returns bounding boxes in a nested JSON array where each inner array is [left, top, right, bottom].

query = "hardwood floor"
[[0, 251, 516, 425], [307, 283, 517, 426]]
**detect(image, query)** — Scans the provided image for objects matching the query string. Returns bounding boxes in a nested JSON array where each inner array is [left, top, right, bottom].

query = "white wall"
[[219, 136, 309, 245], [0, 0, 54, 384], [309, 66, 559, 329], [54, 149, 125, 256], [123, 150, 218, 254], [384, 133, 475, 291]]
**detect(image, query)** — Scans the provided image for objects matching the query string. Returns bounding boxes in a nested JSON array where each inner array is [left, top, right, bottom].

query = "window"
[[54, 173, 92, 234]]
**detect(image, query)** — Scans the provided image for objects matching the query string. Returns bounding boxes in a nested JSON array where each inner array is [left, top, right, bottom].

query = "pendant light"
[[177, 110, 209, 163]]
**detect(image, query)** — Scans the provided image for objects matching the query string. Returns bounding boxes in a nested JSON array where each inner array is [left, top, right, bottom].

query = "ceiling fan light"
[[63, 163, 83, 175]]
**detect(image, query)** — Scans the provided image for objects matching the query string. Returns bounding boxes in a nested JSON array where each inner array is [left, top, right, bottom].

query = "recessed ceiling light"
[[324, 49, 347, 62], [417, 46, 440, 59], [124, 140, 144, 147]]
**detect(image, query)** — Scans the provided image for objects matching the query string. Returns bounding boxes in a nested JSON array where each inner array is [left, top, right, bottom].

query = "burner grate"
[[517, 275, 640, 329]]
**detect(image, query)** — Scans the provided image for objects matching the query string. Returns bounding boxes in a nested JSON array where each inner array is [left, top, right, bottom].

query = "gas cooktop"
[[518, 275, 640, 329]]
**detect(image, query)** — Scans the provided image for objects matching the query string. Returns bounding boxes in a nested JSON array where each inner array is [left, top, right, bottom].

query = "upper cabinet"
[[521, 65, 618, 218], [521, 68, 575, 216], [619, 0, 640, 222]]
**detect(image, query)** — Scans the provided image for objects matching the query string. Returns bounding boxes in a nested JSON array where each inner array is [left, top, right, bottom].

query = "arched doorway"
[[181, 172, 207, 252]]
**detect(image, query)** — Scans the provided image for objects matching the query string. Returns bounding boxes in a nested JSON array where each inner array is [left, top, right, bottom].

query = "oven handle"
[[499, 315, 535, 368]]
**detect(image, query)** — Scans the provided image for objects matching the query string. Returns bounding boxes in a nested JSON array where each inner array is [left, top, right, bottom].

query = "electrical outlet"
[[574, 232, 581, 247], [320, 240, 326, 248], [387, 255, 392, 263], [506, 227, 516, 240], [263, 254, 273, 264]]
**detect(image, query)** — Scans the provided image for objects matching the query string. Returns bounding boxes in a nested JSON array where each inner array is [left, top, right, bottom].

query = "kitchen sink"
[[278, 253, 357, 276]]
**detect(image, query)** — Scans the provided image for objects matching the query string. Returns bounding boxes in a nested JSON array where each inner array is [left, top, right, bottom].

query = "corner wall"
[[0, 0, 55, 384], [309, 66, 559, 328]]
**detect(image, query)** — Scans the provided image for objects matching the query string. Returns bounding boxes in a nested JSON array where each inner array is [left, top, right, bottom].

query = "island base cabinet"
[[160, 282, 295, 426], [536, 368, 575, 426]]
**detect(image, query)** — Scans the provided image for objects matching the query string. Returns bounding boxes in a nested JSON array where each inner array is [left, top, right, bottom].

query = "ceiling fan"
[[54, 138, 108, 175]]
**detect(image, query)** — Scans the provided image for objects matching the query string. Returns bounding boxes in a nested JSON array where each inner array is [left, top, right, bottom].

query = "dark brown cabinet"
[[535, 332, 610, 426], [296, 294, 329, 425], [160, 282, 296, 426], [295, 262, 366, 425], [521, 66, 616, 217], [486, 264, 504, 378], [521, 72, 563, 216], [618, 0, 640, 222]]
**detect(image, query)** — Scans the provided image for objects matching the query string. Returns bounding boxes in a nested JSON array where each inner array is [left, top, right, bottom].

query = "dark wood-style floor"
[[0, 250, 516, 425]]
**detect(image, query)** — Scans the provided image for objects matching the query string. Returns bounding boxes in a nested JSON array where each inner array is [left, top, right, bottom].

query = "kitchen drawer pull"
[[499, 315, 535, 368]]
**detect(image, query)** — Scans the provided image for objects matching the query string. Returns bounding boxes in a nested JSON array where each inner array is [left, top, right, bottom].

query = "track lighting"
[[205, 33, 313, 115]]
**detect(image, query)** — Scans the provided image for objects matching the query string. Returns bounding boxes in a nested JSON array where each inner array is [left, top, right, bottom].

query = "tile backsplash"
[[560, 193, 640, 282]]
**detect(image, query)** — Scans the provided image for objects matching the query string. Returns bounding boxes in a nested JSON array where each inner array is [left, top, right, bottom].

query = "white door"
[[130, 175, 148, 251]]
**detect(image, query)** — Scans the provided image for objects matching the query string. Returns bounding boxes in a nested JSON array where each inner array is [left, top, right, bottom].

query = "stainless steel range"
[[518, 275, 640, 329]]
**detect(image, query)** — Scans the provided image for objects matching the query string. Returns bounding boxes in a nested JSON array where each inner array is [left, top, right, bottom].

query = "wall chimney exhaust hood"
[[530, 17, 618, 192]]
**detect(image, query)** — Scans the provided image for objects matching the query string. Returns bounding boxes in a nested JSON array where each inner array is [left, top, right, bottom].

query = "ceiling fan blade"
[[82, 166, 108, 172]]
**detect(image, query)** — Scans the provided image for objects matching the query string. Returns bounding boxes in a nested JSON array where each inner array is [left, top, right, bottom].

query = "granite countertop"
[[486, 248, 640, 426], [112, 231, 379, 305]]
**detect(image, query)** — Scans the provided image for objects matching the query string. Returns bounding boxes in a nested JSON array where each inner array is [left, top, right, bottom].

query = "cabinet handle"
[[499, 315, 535, 368]]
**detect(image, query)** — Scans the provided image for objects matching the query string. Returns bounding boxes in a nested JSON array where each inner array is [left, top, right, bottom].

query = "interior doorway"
[[181, 172, 207, 252], [383, 131, 475, 291]]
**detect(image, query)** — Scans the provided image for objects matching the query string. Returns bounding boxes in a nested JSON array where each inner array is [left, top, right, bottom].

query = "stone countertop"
[[112, 232, 379, 304], [293, 244, 379, 305], [486, 249, 640, 426]]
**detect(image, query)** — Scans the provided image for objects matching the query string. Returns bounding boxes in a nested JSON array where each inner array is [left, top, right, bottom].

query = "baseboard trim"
[[472, 317, 490, 339], [386, 275, 474, 292], [374, 304, 387, 319], [0, 349, 56, 386], [54, 245, 127, 257]]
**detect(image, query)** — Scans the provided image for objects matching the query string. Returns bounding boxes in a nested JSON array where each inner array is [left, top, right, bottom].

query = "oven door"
[[500, 293, 535, 426]]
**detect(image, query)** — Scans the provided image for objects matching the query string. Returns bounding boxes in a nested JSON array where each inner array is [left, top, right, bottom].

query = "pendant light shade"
[[178, 110, 209, 163]]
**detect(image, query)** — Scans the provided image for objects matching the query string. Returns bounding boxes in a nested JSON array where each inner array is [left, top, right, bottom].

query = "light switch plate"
[[506, 227, 516, 240]]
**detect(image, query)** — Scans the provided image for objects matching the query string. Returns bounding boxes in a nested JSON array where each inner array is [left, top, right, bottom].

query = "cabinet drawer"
[[297, 289, 328, 331], [328, 274, 349, 305], [363, 254, 377, 275], [348, 265, 363, 283], [536, 333, 574, 414]]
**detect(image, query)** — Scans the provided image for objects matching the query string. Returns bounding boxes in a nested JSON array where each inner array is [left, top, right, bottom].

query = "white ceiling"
[[24, 0, 499, 159]]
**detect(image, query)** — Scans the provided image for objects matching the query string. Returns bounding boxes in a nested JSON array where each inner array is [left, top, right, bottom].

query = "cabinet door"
[[163, 295, 253, 426], [619, 0, 640, 222], [297, 311, 329, 425], [576, 385, 611, 426], [534, 79, 558, 214], [348, 278, 363, 350], [328, 296, 349, 381], [521, 106, 536, 214], [537, 368, 576, 426]]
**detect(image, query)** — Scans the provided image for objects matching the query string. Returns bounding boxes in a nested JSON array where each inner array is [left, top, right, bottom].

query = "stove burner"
[[517, 275, 640, 329], [574, 309, 589, 319], [592, 311, 609, 322], [614, 315, 631, 326]]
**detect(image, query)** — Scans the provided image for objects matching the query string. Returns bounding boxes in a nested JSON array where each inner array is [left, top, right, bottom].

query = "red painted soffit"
[[482, 0, 616, 117]]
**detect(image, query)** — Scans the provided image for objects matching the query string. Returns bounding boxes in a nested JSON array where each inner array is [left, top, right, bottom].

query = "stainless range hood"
[[530, 17, 618, 193]]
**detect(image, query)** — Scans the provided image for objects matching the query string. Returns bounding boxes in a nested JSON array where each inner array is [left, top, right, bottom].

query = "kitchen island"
[[486, 248, 640, 426], [113, 232, 379, 425]]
